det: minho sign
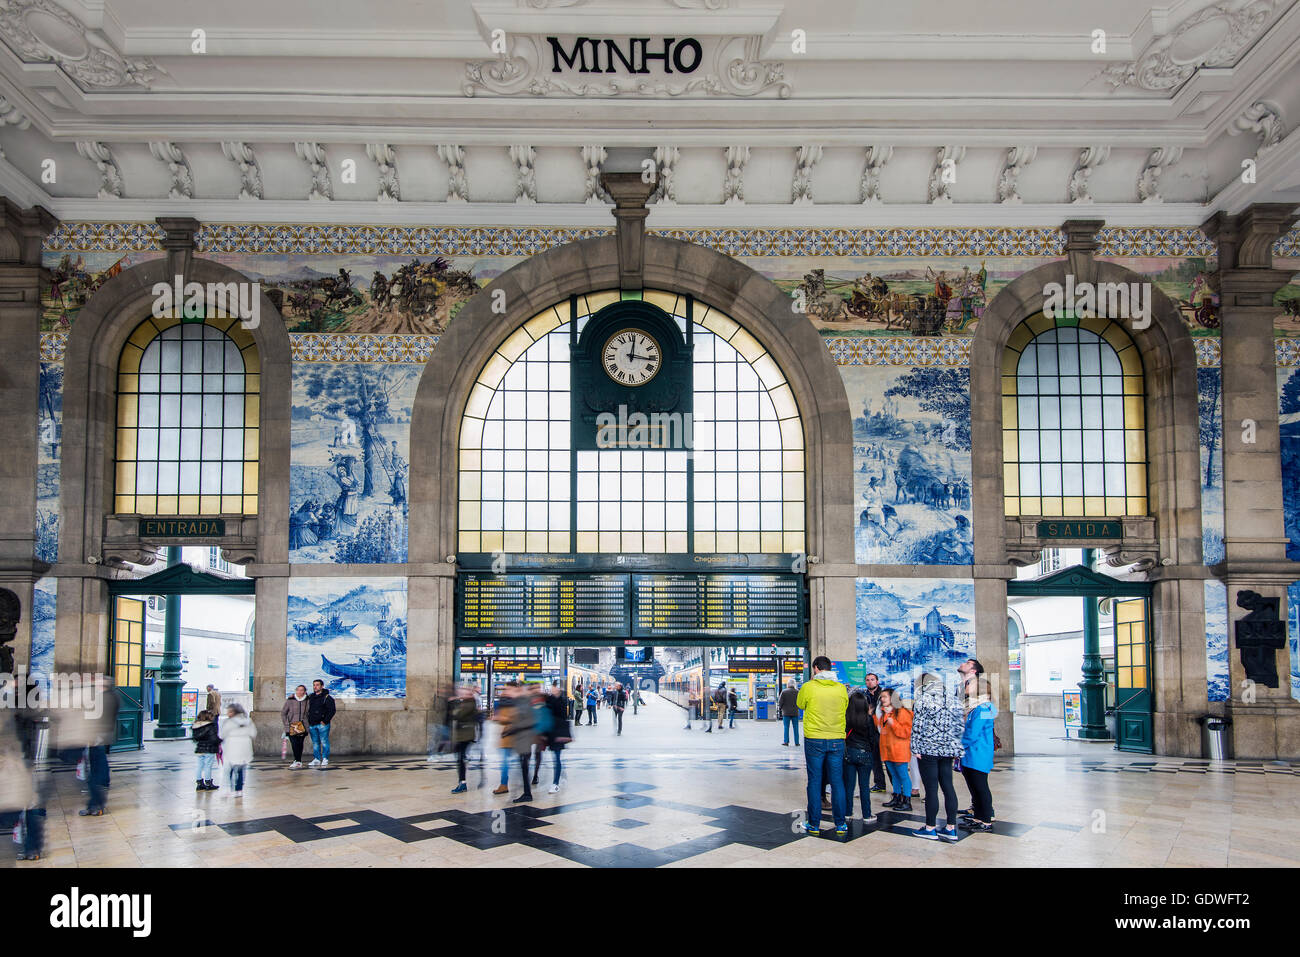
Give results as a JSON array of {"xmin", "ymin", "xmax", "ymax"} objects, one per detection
[{"xmin": 547, "ymin": 37, "xmax": 703, "ymax": 74}]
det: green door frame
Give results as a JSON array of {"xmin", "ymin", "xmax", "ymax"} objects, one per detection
[
  {"xmin": 106, "ymin": 563, "xmax": 255, "ymax": 751},
  {"xmin": 1007, "ymin": 564, "xmax": 1153, "ymax": 753}
]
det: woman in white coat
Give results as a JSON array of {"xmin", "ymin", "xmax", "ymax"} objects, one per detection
[{"xmin": 218, "ymin": 704, "xmax": 257, "ymax": 798}]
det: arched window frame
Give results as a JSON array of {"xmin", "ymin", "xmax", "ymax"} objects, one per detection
[
  {"xmin": 114, "ymin": 313, "xmax": 261, "ymax": 516},
  {"xmin": 1001, "ymin": 311, "xmax": 1147, "ymax": 518},
  {"xmin": 456, "ymin": 289, "xmax": 805, "ymax": 554}
]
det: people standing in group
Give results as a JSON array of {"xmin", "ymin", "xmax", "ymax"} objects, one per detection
[
  {"xmin": 448, "ymin": 684, "xmax": 481, "ymax": 793},
  {"xmin": 281, "ymin": 685, "xmax": 310, "ymax": 769},
  {"xmin": 540, "ymin": 682, "xmax": 572, "ymax": 793},
  {"xmin": 842, "ymin": 690, "xmax": 878, "ymax": 825},
  {"xmin": 876, "ymin": 687, "xmax": 913, "ymax": 811},
  {"xmin": 307, "ymin": 679, "xmax": 336, "ymax": 768},
  {"xmin": 218, "ymin": 703, "xmax": 257, "ymax": 799},
  {"xmin": 585, "ymin": 685, "xmax": 598, "ymax": 725},
  {"xmin": 796, "ymin": 656, "xmax": 849, "ymax": 837},
  {"xmin": 493, "ymin": 682, "xmax": 536, "ymax": 803},
  {"xmin": 959, "ymin": 673, "xmax": 997, "ymax": 832},
  {"xmin": 611, "ymin": 682, "xmax": 628, "ymax": 735},
  {"xmin": 191, "ymin": 709, "xmax": 221, "ymax": 790},
  {"xmin": 778, "ymin": 679, "xmax": 801, "ymax": 746},
  {"xmin": 862, "ymin": 673, "xmax": 888, "ymax": 793},
  {"xmin": 727, "ymin": 687, "xmax": 739, "ymax": 728},
  {"xmin": 909, "ymin": 672, "xmax": 964, "ymax": 842}
]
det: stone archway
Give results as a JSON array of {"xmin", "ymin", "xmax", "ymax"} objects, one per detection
[
  {"xmin": 406, "ymin": 233, "xmax": 856, "ymax": 703},
  {"xmin": 970, "ymin": 255, "xmax": 1208, "ymax": 756},
  {"xmin": 55, "ymin": 257, "xmax": 291, "ymax": 683}
]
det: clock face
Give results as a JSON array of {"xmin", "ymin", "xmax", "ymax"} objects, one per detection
[{"xmin": 601, "ymin": 329, "xmax": 661, "ymax": 386}]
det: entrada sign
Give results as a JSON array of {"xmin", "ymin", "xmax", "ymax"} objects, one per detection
[
  {"xmin": 547, "ymin": 37, "xmax": 703, "ymax": 75},
  {"xmin": 1036, "ymin": 520, "xmax": 1121, "ymax": 539},
  {"xmin": 139, "ymin": 518, "xmax": 226, "ymax": 538}
]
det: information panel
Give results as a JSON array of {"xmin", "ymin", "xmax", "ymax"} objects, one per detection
[
  {"xmin": 458, "ymin": 574, "xmax": 629, "ymax": 638},
  {"xmin": 632, "ymin": 574, "xmax": 803, "ymax": 638}
]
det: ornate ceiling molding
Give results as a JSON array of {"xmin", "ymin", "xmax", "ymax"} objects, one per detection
[
  {"xmin": 221, "ymin": 141, "xmax": 263, "ymax": 201},
  {"xmin": 367, "ymin": 143, "xmax": 401, "ymax": 203},
  {"xmin": 463, "ymin": 35, "xmax": 790, "ymax": 98},
  {"xmin": 997, "ymin": 146, "xmax": 1036, "ymax": 205},
  {"xmin": 74, "ymin": 140, "xmax": 120, "ymax": 198},
  {"xmin": 792, "ymin": 144, "xmax": 821, "ymax": 205},
  {"xmin": 723, "ymin": 144, "xmax": 748, "ymax": 205},
  {"xmin": 1229, "ymin": 99, "xmax": 1287, "ymax": 151},
  {"xmin": 581, "ymin": 144, "xmax": 608, "ymax": 204},
  {"xmin": 652, "ymin": 146, "xmax": 679, "ymax": 205},
  {"xmin": 0, "ymin": 0, "xmax": 165, "ymax": 90},
  {"xmin": 510, "ymin": 144, "xmax": 537, "ymax": 203},
  {"xmin": 928, "ymin": 146, "xmax": 965, "ymax": 204},
  {"xmin": 1138, "ymin": 146, "xmax": 1184, "ymax": 203},
  {"xmin": 1099, "ymin": 0, "xmax": 1275, "ymax": 92},
  {"xmin": 295, "ymin": 142, "xmax": 333, "ymax": 202},
  {"xmin": 860, "ymin": 145, "xmax": 891, "ymax": 205},
  {"xmin": 438, "ymin": 145, "xmax": 468, "ymax": 203},
  {"xmin": 149, "ymin": 141, "xmax": 193, "ymax": 200},
  {"xmin": 1069, "ymin": 146, "xmax": 1110, "ymax": 204}
]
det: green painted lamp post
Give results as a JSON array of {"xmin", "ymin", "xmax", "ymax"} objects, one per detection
[
  {"xmin": 1076, "ymin": 548, "xmax": 1111, "ymax": 740},
  {"xmin": 153, "ymin": 547, "xmax": 186, "ymax": 739}
]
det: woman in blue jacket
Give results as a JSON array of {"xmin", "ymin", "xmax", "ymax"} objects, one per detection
[{"xmin": 959, "ymin": 675, "xmax": 997, "ymax": 832}]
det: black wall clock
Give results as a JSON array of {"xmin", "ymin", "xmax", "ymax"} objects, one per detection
[{"xmin": 571, "ymin": 298, "xmax": 693, "ymax": 452}]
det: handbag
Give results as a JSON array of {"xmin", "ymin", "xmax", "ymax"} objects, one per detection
[{"xmin": 289, "ymin": 720, "xmax": 307, "ymax": 736}]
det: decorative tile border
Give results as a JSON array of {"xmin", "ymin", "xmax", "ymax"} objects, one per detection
[
  {"xmin": 42, "ymin": 221, "xmax": 1293, "ymax": 258},
  {"xmin": 1196, "ymin": 337, "xmax": 1221, "ymax": 368},
  {"xmin": 1276, "ymin": 338, "xmax": 1300, "ymax": 367},
  {"xmin": 290, "ymin": 333, "xmax": 438, "ymax": 363},
  {"xmin": 40, "ymin": 331, "xmax": 67, "ymax": 362},
  {"xmin": 824, "ymin": 335, "xmax": 971, "ymax": 366}
]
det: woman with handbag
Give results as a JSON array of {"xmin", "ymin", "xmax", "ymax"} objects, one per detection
[
  {"xmin": 281, "ymin": 685, "xmax": 310, "ymax": 769},
  {"xmin": 908, "ymin": 672, "xmax": 964, "ymax": 843}
]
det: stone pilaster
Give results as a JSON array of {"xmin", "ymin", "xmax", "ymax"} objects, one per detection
[
  {"xmin": 0, "ymin": 200, "xmax": 58, "ymax": 674},
  {"xmin": 1202, "ymin": 203, "xmax": 1300, "ymax": 759},
  {"xmin": 155, "ymin": 216, "xmax": 201, "ymax": 286},
  {"xmin": 600, "ymin": 172, "xmax": 655, "ymax": 291}
]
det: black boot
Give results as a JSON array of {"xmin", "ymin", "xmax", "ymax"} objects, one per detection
[
  {"xmin": 204, "ymin": 780, "xmax": 218, "ymax": 790},
  {"xmin": 897, "ymin": 799, "xmax": 913, "ymax": 812},
  {"xmin": 882, "ymin": 795, "xmax": 900, "ymax": 809},
  {"xmin": 196, "ymin": 781, "xmax": 205, "ymax": 791}
]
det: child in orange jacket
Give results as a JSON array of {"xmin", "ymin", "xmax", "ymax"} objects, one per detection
[{"xmin": 875, "ymin": 688, "xmax": 914, "ymax": 811}]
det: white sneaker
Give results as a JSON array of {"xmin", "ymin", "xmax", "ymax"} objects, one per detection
[
  {"xmin": 320, "ymin": 759, "xmax": 329, "ymax": 768},
  {"xmin": 548, "ymin": 784, "xmax": 560, "ymax": 793},
  {"xmin": 289, "ymin": 761, "xmax": 303, "ymax": 769},
  {"xmin": 308, "ymin": 758, "xmax": 320, "ymax": 767}
]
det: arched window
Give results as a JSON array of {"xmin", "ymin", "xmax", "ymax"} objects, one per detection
[
  {"xmin": 1002, "ymin": 313, "xmax": 1146, "ymax": 517},
  {"xmin": 457, "ymin": 289, "xmax": 805, "ymax": 554},
  {"xmin": 115, "ymin": 315, "xmax": 260, "ymax": 515}
]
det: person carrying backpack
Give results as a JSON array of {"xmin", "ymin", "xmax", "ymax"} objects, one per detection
[
  {"xmin": 909, "ymin": 673, "xmax": 964, "ymax": 842},
  {"xmin": 707, "ymin": 683, "xmax": 727, "ymax": 733}
]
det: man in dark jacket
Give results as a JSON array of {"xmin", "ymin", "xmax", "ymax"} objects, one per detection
[
  {"xmin": 778, "ymin": 680, "xmax": 801, "ymax": 746},
  {"xmin": 863, "ymin": 673, "xmax": 886, "ymax": 791},
  {"xmin": 307, "ymin": 679, "xmax": 336, "ymax": 768},
  {"xmin": 727, "ymin": 688, "xmax": 739, "ymax": 728},
  {"xmin": 611, "ymin": 683, "xmax": 628, "ymax": 735}
]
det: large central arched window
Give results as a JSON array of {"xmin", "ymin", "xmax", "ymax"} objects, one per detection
[
  {"xmin": 457, "ymin": 290, "xmax": 805, "ymax": 554},
  {"xmin": 1002, "ymin": 312, "xmax": 1146, "ymax": 518},
  {"xmin": 115, "ymin": 314, "xmax": 260, "ymax": 515}
]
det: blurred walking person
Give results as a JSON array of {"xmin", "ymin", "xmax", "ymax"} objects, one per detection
[
  {"xmin": 219, "ymin": 703, "xmax": 257, "ymax": 799},
  {"xmin": 541, "ymin": 682, "xmax": 572, "ymax": 793},
  {"xmin": 52, "ymin": 674, "xmax": 117, "ymax": 817},
  {"xmin": 448, "ymin": 683, "xmax": 481, "ymax": 793}
]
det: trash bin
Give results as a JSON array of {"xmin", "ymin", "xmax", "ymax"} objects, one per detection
[
  {"xmin": 756, "ymin": 700, "xmax": 769, "ymax": 721},
  {"xmin": 1198, "ymin": 715, "xmax": 1231, "ymax": 760}
]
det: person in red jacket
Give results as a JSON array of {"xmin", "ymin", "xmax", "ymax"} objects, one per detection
[{"xmin": 875, "ymin": 687, "xmax": 914, "ymax": 812}]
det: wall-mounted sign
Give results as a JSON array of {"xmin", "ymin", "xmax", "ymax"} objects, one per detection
[
  {"xmin": 1036, "ymin": 520, "xmax": 1121, "ymax": 540},
  {"xmin": 727, "ymin": 658, "xmax": 776, "ymax": 674},
  {"xmin": 493, "ymin": 657, "xmax": 544, "ymax": 673},
  {"xmin": 781, "ymin": 657, "xmax": 804, "ymax": 675},
  {"xmin": 547, "ymin": 37, "xmax": 703, "ymax": 76},
  {"xmin": 458, "ymin": 657, "xmax": 488, "ymax": 673},
  {"xmin": 139, "ymin": 518, "xmax": 226, "ymax": 538},
  {"xmin": 1008, "ymin": 650, "xmax": 1021, "ymax": 671}
]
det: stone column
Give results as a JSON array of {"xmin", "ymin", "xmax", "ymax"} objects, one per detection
[
  {"xmin": 0, "ymin": 200, "xmax": 58, "ymax": 674},
  {"xmin": 1202, "ymin": 203, "xmax": 1300, "ymax": 759},
  {"xmin": 600, "ymin": 172, "xmax": 656, "ymax": 291}
]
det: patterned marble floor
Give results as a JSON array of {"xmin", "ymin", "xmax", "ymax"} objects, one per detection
[{"xmin": 12, "ymin": 696, "xmax": 1300, "ymax": 869}]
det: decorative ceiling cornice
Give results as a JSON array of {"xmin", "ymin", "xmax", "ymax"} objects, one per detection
[
  {"xmin": 0, "ymin": 0, "xmax": 164, "ymax": 90},
  {"xmin": 1099, "ymin": 0, "xmax": 1276, "ymax": 92}
]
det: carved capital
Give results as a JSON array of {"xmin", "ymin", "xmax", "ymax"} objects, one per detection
[
  {"xmin": 0, "ymin": 199, "xmax": 58, "ymax": 267},
  {"xmin": 1061, "ymin": 218, "xmax": 1105, "ymax": 283},
  {"xmin": 600, "ymin": 171, "xmax": 656, "ymax": 290},
  {"xmin": 1201, "ymin": 203, "xmax": 1299, "ymax": 306},
  {"xmin": 156, "ymin": 216, "xmax": 201, "ymax": 285}
]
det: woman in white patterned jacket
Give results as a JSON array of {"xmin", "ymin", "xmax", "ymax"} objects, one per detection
[{"xmin": 908, "ymin": 672, "xmax": 965, "ymax": 843}]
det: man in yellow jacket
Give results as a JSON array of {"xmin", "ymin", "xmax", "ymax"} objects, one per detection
[{"xmin": 796, "ymin": 656, "xmax": 849, "ymax": 836}]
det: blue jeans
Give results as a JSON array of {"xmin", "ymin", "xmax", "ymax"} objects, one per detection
[
  {"xmin": 843, "ymin": 746, "xmax": 874, "ymax": 818},
  {"xmin": 196, "ymin": 753, "xmax": 217, "ymax": 780},
  {"xmin": 86, "ymin": 745, "xmax": 110, "ymax": 811},
  {"xmin": 309, "ymin": 723, "xmax": 331, "ymax": 761},
  {"xmin": 886, "ymin": 760, "xmax": 911, "ymax": 798},
  {"xmin": 804, "ymin": 738, "xmax": 846, "ymax": 830},
  {"xmin": 782, "ymin": 715, "xmax": 800, "ymax": 745},
  {"xmin": 228, "ymin": 763, "xmax": 247, "ymax": 792}
]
